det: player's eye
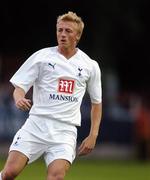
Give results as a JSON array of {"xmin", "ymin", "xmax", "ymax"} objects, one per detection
[
  {"xmin": 66, "ymin": 29, "xmax": 72, "ymax": 33},
  {"xmin": 57, "ymin": 28, "xmax": 63, "ymax": 32}
]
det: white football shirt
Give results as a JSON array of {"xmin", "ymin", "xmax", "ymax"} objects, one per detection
[{"xmin": 10, "ymin": 46, "xmax": 102, "ymax": 126}]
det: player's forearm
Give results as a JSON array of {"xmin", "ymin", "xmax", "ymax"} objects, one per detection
[
  {"xmin": 89, "ymin": 103, "xmax": 102, "ymax": 138},
  {"xmin": 13, "ymin": 87, "xmax": 32, "ymax": 111},
  {"xmin": 13, "ymin": 86, "xmax": 26, "ymax": 103}
]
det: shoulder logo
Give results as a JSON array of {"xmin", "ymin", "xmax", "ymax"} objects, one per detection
[{"xmin": 48, "ymin": 62, "xmax": 56, "ymax": 69}]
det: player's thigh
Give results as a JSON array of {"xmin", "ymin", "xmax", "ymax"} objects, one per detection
[
  {"xmin": 3, "ymin": 150, "xmax": 28, "ymax": 175},
  {"xmin": 47, "ymin": 159, "xmax": 70, "ymax": 178},
  {"xmin": 9, "ymin": 128, "xmax": 46, "ymax": 164}
]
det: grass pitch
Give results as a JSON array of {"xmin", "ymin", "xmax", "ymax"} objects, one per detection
[{"xmin": 0, "ymin": 157, "xmax": 150, "ymax": 180}]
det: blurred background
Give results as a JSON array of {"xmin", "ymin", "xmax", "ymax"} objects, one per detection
[{"xmin": 0, "ymin": 0, "xmax": 150, "ymax": 166}]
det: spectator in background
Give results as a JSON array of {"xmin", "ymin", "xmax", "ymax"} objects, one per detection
[{"xmin": 134, "ymin": 95, "xmax": 150, "ymax": 161}]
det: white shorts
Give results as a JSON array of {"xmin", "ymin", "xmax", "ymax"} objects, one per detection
[{"xmin": 9, "ymin": 115, "xmax": 77, "ymax": 166}]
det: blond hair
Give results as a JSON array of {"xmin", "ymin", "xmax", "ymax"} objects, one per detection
[{"xmin": 57, "ymin": 11, "xmax": 84, "ymax": 41}]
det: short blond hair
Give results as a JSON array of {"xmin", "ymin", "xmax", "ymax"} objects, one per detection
[{"xmin": 57, "ymin": 11, "xmax": 84, "ymax": 41}]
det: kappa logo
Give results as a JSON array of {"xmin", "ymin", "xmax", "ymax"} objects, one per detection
[
  {"xmin": 58, "ymin": 79, "xmax": 75, "ymax": 94},
  {"xmin": 48, "ymin": 62, "xmax": 56, "ymax": 69}
]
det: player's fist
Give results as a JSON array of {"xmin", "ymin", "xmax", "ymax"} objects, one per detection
[{"xmin": 15, "ymin": 98, "xmax": 32, "ymax": 111}]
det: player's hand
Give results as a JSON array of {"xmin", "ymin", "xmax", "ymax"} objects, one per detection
[
  {"xmin": 78, "ymin": 135, "xmax": 97, "ymax": 156},
  {"xmin": 15, "ymin": 98, "xmax": 32, "ymax": 111}
]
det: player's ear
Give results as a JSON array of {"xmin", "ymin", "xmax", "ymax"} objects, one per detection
[{"xmin": 76, "ymin": 33, "xmax": 81, "ymax": 44}]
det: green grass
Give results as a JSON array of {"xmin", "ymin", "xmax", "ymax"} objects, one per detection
[{"xmin": 0, "ymin": 157, "xmax": 150, "ymax": 180}]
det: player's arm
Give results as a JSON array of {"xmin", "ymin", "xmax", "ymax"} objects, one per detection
[
  {"xmin": 78, "ymin": 102, "xmax": 102, "ymax": 156},
  {"xmin": 13, "ymin": 86, "xmax": 32, "ymax": 111},
  {"xmin": 89, "ymin": 102, "xmax": 102, "ymax": 138}
]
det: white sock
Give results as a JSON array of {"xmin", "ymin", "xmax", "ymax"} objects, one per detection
[{"xmin": 0, "ymin": 172, "xmax": 2, "ymax": 180}]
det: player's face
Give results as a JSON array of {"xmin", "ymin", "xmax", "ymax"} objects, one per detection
[{"xmin": 57, "ymin": 20, "xmax": 80, "ymax": 49}]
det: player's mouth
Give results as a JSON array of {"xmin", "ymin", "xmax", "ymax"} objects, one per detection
[
  {"xmin": 59, "ymin": 39, "xmax": 68, "ymax": 45},
  {"xmin": 60, "ymin": 39, "xmax": 67, "ymax": 42}
]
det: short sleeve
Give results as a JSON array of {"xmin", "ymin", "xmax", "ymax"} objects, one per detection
[
  {"xmin": 10, "ymin": 51, "xmax": 40, "ymax": 93},
  {"xmin": 87, "ymin": 61, "xmax": 102, "ymax": 104}
]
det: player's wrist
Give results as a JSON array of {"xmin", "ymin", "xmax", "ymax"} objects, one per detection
[{"xmin": 89, "ymin": 133, "xmax": 98, "ymax": 139}]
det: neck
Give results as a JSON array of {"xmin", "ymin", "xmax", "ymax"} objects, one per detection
[{"xmin": 58, "ymin": 46, "xmax": 77, "ymax": 59}]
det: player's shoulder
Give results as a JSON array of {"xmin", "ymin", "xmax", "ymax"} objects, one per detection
[
  {"xmin": 78, "ymin": 48, "xmax": 99, "ymax": 66},
  {"xmin": 34, "ymin": 46, "xmax": 57, "ymax": 56},
  {"xmin": 29, "ymin": 46, "xmax": 57, "ymax": 62}
]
